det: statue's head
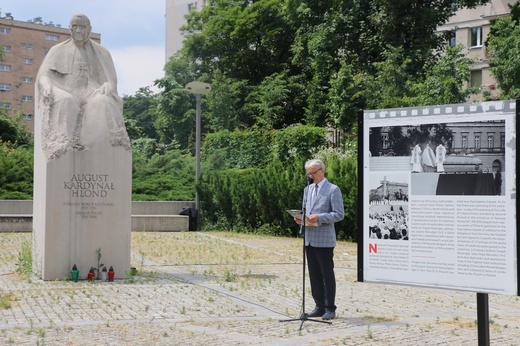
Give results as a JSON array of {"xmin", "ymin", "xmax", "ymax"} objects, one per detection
[{"xmin": 69, "ymin": 14, "xmax": 92, "ymax": 45}]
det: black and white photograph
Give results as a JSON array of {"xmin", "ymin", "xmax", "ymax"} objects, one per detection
[
  {"xmin": 368, "ymin": 173, "xmax": 409, "ymax": 240},
  {"xmin": 368, "ymin": 120, "xmax": 505, "ymax": 196}
]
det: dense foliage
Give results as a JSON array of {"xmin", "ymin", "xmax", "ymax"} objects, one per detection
[
  {"xmin": 0, "ymin": 109, "xmax": 33, "ymax": 199},
  {"xmin": 0, "ymin": 140, "xmax": 33, "ymax": 200},
  {"xmin": 0, "ymin": 109, "xmax": 31, "ymax": 146},
  {"xmin": 199, "ymin": 148, "xmax": 359, "ymax": 240},
  {"xmin": 158, "ymin": 0, "xmax": 483, "ymax": 135},
  {"xmin": 9, "ymin": 0, "xmax": 520, "ymax": 241},
  {"xmin": 487, "ymin": 1, "xmax": 520, "ymax": 99}
]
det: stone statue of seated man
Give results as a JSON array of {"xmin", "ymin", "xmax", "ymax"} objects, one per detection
[{"xmin": 36, "ymin": 13, "xmax": 130, "ymax": 160}]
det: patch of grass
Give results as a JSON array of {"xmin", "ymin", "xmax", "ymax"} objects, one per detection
[
  {"xmin": 363, "ymin": 315, "xmax": 398, "ymax": 322},
  {"xmin": 0, "ymin": 292, "xmax": 15, "ymax": 309}
]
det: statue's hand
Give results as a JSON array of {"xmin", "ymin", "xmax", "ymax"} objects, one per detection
[
  {"xmin": 41, "ymin": 84, "xmax": 54, "ymax": 103},
  {"xmin": 100, "ymin": 82, "xmax": 113, "ymax": 96}
]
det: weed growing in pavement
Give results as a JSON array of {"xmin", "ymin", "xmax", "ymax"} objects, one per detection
[
  {"xmin": 15, "ymin": 239, "xmax": 32, "ymax": 276},
  {"xmin": 223, "ymin": 269, "xmax": 238, "ymax": 282},
  {"xmin": 366, "ymin": 325, "xmax": 373, "ymax": 339},
  {"xmin": 139, "ymin": 250, "xmax": 146, "ymax": 272},
  {"xmin": 26, "ymin": 319, "xmax": 34, "ymax": 335},
  {"xmin": 420, "ymin": 324, "xmax": 432, "ymax": 332},
  {"xmin": 95, "ymin": 248, "xmax": 104, "ymax": 280}
]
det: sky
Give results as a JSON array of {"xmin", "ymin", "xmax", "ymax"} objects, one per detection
[{"xmin": 1, "ymin": 0, "xmax": 167, "ymax": 96}]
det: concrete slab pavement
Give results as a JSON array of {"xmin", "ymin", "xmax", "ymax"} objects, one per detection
[{"xmin": 1, "ymin": 231, "xmax": 520, "ymax": 345}]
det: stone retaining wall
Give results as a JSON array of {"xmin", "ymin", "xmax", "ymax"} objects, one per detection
[{"xmin": 0, "ymin": 200, "xmax": 196, "ymax": 232}]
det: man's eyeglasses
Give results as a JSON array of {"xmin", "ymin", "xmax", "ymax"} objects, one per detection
[{"xmin": 307, "ymin": 168, "xmax": 322, "ymax": 176}]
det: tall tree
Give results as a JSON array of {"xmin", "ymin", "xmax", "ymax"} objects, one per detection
[
  {"xmin": 123, "ymin": 87, "xmax": 159, "ymax": 140},
  {"xmin": 487, "ymin": 1, "xmax": 520, "ymax": 99},
  {"xmin": 156, "ymin": 0, "xmax": 485, "ymax": 152},
  {"xmin": 154, "ymin": 57, "xmax": 198, "ymax": 149}
]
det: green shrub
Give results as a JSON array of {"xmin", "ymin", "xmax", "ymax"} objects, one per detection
[
  {"xmin": 199, "ymin": 151, "xmax": 358, "ymax": 241},
  {"xmin": 203, "ymin": 127, "xmax": 273, "ymax": 169}
]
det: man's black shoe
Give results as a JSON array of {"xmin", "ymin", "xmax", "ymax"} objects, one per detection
[
  {"xmin": 322, "ymin": 310, "xmax": 335, "ymax": 320},
  {"xmin": 306, "ymin": 307, "xmax": 325, "ymax": 318}
]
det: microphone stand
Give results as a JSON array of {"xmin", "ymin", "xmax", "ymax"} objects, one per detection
[{"xmin": 280, "ymin": 176, "xmax": 332, "ymax": 329}]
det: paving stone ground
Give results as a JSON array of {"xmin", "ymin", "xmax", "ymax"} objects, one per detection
[{"xmin": 1, "ymin": 231, "xmax": 520, "ymax": 345}]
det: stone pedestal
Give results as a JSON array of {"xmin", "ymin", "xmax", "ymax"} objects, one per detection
[
  {"xmin": 33, "ymin": 140, "xmax": 131, "ymax": 280},
  {"xmin": 33, "ymin": 145, "xmax": 131, "ymax": 280}
]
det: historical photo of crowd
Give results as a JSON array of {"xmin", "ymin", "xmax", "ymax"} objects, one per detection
[
  {"xmin": 368, "ymin": 121, "xmax": 505, "ymax": 196},
  {"xmin": 368, "ymin": 173, "xmax": 409, "ymax": 240}
]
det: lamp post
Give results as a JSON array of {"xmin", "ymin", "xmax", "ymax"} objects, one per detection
[{"xmin": 185, "ymin": 81, "xmax": 211, "ymax": 211}]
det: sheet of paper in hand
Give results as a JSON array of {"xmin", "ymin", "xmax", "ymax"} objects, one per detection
[{"xmin": 286, "ymin": 209, "xmax": 318, "ymax": 227}]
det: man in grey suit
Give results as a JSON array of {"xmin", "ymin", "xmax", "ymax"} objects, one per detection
[{"xmin": 295, "ymin": 159, "xmax": 344, "ymax": 320}]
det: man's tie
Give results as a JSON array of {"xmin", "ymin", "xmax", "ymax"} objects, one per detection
[{"xmin": 313, "ymin": 184, "xmax": 318, "ymax": 204}]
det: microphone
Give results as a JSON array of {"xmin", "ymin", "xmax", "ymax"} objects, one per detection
[{"xmin": 307, "ymin": 176, "xmax": 314, "ymax": 185}]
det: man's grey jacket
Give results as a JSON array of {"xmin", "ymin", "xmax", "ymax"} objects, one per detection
[{"xmin": 304, "ymin": 179, "xmax": 345, "ymax": 248}]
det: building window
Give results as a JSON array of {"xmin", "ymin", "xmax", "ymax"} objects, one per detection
[
  {"xmin": 0, "ymin": 102, "xmax": 11, "ymax": 109},
  {"xmin": 21, "ymin": 77, "xmax": 33, "ymax": 83},
  {"xmin": 461, "ymin": 134, "xmax": 468, "ymax": 149},
  {"xmin": 0, "ymin": 64, "xmax": 11, "ymax": 72},
  {"xmin": 27, "ymin": 44, "xmax": 32, "ymax": 50},
  {"xmin": 470, "ymin": 70, "xmax": 482, "ymax": 88},
  {"xmin": 474, "ymin": 135, "xmax": 480, "ymax": 149},
  {"xmin": 3, "ymin": 45, "xmax": 11, "ymax": 52},
  {"xmin": 21, "ymin": 96, "xmax": 33, "ymax": 102},
  {"xmin": 45, "ymin": 34, "xmax": 59, "ymax": 41},
  {"xmin": 21, "ymin": 43, "xmax": 26, "ymax": 49},
  {"xmin": 500, "ymin": 133, "xmax": 505, "ymax": 149},
  {"xmin": 0, "ymin": 27, "xmax": 11, "ymax": 34},
  {"xmin": 22, "ymin": 58, "xmax": 33, "ymax": 65},
  {"xmin": 470, "ymin": 27, "xmax": 483, "ymax": 48},
  {"xmin": 487, "ymin": 134, "xmax": 494, "ymax": 148},
  {"xmin": 188, "ymin": 2, "xmax": 197, "ymax": 11},
  {"xmin": 448, "ymin": 31, "xmax": 456, "ymax": 47},
  {"xmin": 0, "ymin": 83, "xmax": 12, "ymax": 91},
  {"xmin": 21, "ymin": 114, "xmax": 32, "ymax": 120}
]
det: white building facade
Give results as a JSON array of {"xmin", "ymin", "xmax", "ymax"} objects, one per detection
[{"xmin": 165, "ymin": 0, "xmax": 206, "ymax": 61}]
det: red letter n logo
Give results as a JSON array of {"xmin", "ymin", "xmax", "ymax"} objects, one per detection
[{"xmin": 369, "ymin": 243, "xmax": 378, "ymax": 253}]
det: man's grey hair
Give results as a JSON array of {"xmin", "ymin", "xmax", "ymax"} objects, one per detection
[{"xmin": 305, "ymin": 159, "xmax": 325, "ymax": 171}]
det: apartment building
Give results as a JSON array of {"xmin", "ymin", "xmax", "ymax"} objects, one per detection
[
  {"xmin": 165, "ymin": 0, "xmax": 206, "ymax": 61},
  {"xmin": 0, "ymin": 13, "xmax": 100, "ymax": 133},
  {"xmin": 438, "ymin": 0, "xmax": 515, "ymax": 100}
]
